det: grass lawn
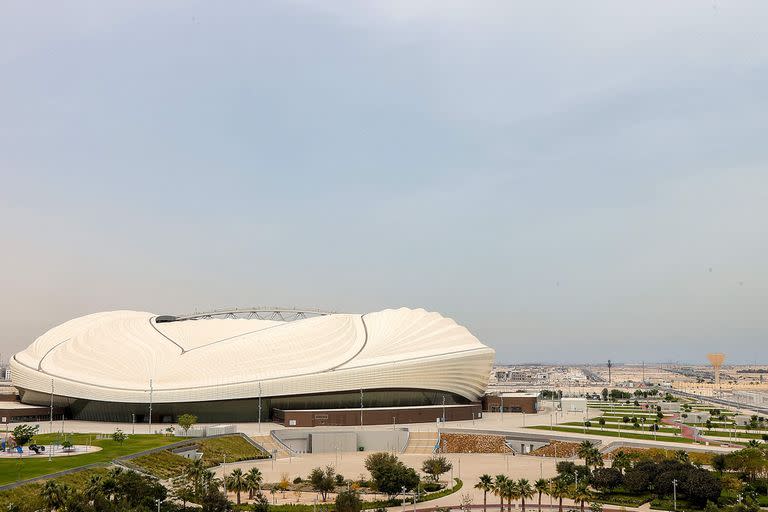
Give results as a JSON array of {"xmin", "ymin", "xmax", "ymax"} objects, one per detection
[
  {"xmin": 127, "ymin": 435, "xmax": 268, "ymax": 479},
  {"xmin": 562, "ymin": 422, "xmax": 680, "ymax": 434},
  {"xmin": 595, "ymin": 491, "xmax": 653, "ymax": 507},
  {"xmin": 526, "ymin": 425, "xmax": 697, "ymax": 443},
  {"xmin": 0, "ymin": 434, "xmax": 181, "ymax": 486},
  {"xmin": 0, "ymin": 467, "xmax": 107, "ymax": 509}
]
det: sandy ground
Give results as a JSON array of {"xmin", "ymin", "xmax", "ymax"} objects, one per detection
[{"xmin": 214, "ymin": 452, "xmax": 562, "ymax": 510}]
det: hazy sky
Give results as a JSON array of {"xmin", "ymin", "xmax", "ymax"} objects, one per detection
[{"xmin": 1, "ymin": 1, "xmax": 766, "ymax": 365}]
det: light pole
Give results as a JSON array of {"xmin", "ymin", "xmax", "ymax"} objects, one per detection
[
  {"xmin": 149, "ymin": 379, "xmax": 153, "ymax": 434},
  {"xmin": 672, "ymin": 479, "xmax": 678, "ymax": 511},
  {"xmin": 132, "ymin": 413, "xmax": 135, "ymax": 435},
  {"xmin": 442, "ymin": 395, "xmax": 446, "ymax": 423},
  {"xmin": 401, "ymin": 486, "xmax": 406, "ymax": 512},
  {"xmin": 360, "ymin": 388, "xmax": 364, "ymax": 428},
  {"xmin": 258, "ymin": 381, "xmax": 262, "ymax": 433},
  {"xmin": 49, "ymin": 379, "xmax": 53, "ymax": 462}
]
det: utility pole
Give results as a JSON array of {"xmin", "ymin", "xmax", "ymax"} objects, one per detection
[
  {"xmin": 149, "ymin": 379, "xmax": 153, "ymax": 434},
  {"xmin": 608, "ymin": 360, "xmax": 612, "ymax": 385}
]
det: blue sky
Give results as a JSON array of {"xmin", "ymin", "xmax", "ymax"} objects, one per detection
[{"xmin": 1, "ymin": 1, "xmax": 766, "ymax": 364}]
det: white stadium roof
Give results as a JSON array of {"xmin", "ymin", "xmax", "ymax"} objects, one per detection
[{"xmin": 11, "ymin": 308, "xmax": 495, "ymax": 404}]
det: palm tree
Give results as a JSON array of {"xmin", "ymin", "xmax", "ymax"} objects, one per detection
[
  {"xmin": 493, "ymin": 475, "xmax": 508, "ymax": 512},
  {"xmin": 186, "ymin": 458, "xmax": 207, "ymax": 497},
  {"xmin": 577, "ymin": 441, "xmax": 596, "ymax": 472},
  {"xmin": 586, "ymin": 448, "xmax": 604, "ymax": 470},
  {"xmin": 534, "ymin": 478, "xmax": 548, "ymax": 512},
  {"xmin": 475, "ymin": 474, "xmax": 494, "ymax": 512},
  {"xmin": 246, "ymin": 467, "xmax": 264, "ymax": 499},
  {"xmin": 570, "ymin": 483, "xmax": 594, "ymax": 512},
  {"xmin": 84, "ymin": 474, "xmax": 103, "ymax": 504},
  {"xmin": 227, "ymin": 468, "xmax": 247, "ymax": 505},
  {"xmin": 610, "ymin": 451, "xmax": 631, "ymax": 475},
  {"xmin": 42, "ymin": 480, "xmax": 63, "ymax": 512},
  {"xmin": 550, "ymin": 478, "xmax": 570, "ymax": 512},
  {"xmin": 501, "ymin": 478, "xmax": 520, "ymax": 512},
  {"xmin": 518, "ymin": 479, "xmax": 534, "ymax": 512}
]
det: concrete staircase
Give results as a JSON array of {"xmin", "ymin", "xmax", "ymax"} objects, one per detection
[
  {"xmin": 404, "ymin": 431, "xmax": 438, "ymax": 454},
  {"xmin": 251, "ymin": 434, "xmax": 292, "ymax": 458}
]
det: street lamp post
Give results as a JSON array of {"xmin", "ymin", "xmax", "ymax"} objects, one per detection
[
  {"xmin": 149, "ymin": 379, "xmax": 153, "ymax": 434},
  {"xmin": 258, "ymin": 381, "xmax": 262, "ymax": 433},
  {"xmin": 49, "ymin": 379, "xmax": 53, "ymax": 462},
  {"xmin": 672, "ymin": 479, "xmax": 678, "ymax": 511}
]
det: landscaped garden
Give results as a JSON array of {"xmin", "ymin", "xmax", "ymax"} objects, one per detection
[
  {"xmin": 474, "ymin": 439, "xmax": 768, "ymax": 512},
  {"xmin": 0, "ymin": 429, "xmax": 182, "ymax": 486}
]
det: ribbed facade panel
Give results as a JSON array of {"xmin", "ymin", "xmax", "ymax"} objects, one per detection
[{"xmin": 11, "ymin": 308, "xmax": 494, "ymax": 409}]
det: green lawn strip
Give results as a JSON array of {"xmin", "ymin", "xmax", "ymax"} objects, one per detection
[
  {"xmin": 233, "ymin": 479, "xmax": 464, "ymax": 512},
  {"xmin": 0, "ymin": 467, "xmax": 108, "ymax": 509},
  {"xmin": 198, "ymin": 436, "xmax": 269, "ymax": 466},
  {"xmin": 561, "ymin": 422, "xmax": 680, "ymax": 434},
  {"xmin": 0, "ymin": 434, "xmax": 182, "ymax": 486},
  {"xmin": 126, "ymin": 449, "xmax": 193, "ymax": 479},
  {"xmin": 526, "ymin": 425, "xmax": 697, "ymax": 443},
  {"xmin": 594, "ymin": 491, "xmax": 653, "ymax": 507},
  {"xmin": 650, "ymin": 497, "xmax": 701, "ymax": 511},
  {"xmin": 127, "ymin": 435, "xmax": 269, "ymax": 479}
]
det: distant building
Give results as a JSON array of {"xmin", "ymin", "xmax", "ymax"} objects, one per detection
[
  {"xmin": 560, "ymin": 397, "xmax": 588, "ymax": 412},
  {"xmin": 482, "ymin": 392, "xmax": 540, "ymax": 413}
]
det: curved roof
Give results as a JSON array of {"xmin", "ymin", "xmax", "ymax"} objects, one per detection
[{"xmin": 11, "ymin": 308, "xmax": 494, "ymax": 404}]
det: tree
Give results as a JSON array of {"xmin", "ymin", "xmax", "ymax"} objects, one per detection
[
  {"xmin": 601, "ymin": 388, "xmax": 608, "ymax": 401},
  {"xmin": 712, "ymin": 454, "xmax": 727, "ymax": 473},
  {"xmin": 336, "ymin": 489, "xmax": 362, "ymax": 512},
  {"xmin": 518, "ymin": 479, "xmax": 534, "ymax": 512},
  {"xmin": 61, "ymin": 440, "xmax": 73, "ymax": 452},
  {"xmin": 252, "ymin": 491, "xmax": 270, "ymax": 512},
  {"xmin": 475, "ymin": 474, "xmax": 494, "ymax": 512},
  {"xmin": 598, "ymin": 418, "xmax": 605, "ymax": 431},
  {"xmin": 611, "ymin": 451, "xmax": 632, "ymax": 474},
  {"xmin": 310, "ymin": 466, "xmax": 336, "ymax": 501},
  {"xmin": 178, "ymin": 414, "xmax": 198, "ymax": 436},
  {"xmin": 550, "ymin": 478, "xmax": 570, "ymax": 512},
  {"xmin": 42, "ymin": 480, "xmax": 65, "ymax": 512},
  {"xmin": 227, "ymin": 467, "xmax": 247, "ymax": 505},
  {"xmin": 684, "ymin": 469, "xmax": 722, "ymax": 507},
  {"xmin": 12, "ymin": 424, "xmax": 39, "ymax": 447},
  {"xmin": 185, "ymin": 457, "xmax": 207, "ymax": 498},
  {"xmin": 591, "ymin": 468, "xmax": 622, "ymax": 491},
  {"xmin": 622, "ymin": 469, "xmax": 651, "ymax": 494},
  {"xmin": 571, "ymin": 483, "xmax": 594, "ymax": 512},
  {"xmin": 246, "ymin": 467, "xmax": 263, "ymax": 499},
  {"xmin": 493, "ymin": 475, "xmax": 509, "ymax": 512},
  {"xmin": 112, "ymin": 428, "xmax": 127, "ymax": 445},
  {"xmin": 364, "ymin": 453, "xmax": 419, "ymax": 498},
  {"xmin": 422, "ymin": 455, "xmax": 452, "ymax": 482},
  {"xmin": 576, "ymin": 441, "xmax": 595, "ymax": 460},
  {"xmin": 534, "ymin": 478, "xmax": 548, "ymax": 512},
  {"xmin": 500, "ymin": 477, "xmax": 519, "ymax": 512}
]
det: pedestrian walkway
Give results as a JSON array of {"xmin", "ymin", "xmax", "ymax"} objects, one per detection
[{"xmin": 404, "ymin": 432, "xmax": 438, "ymax": 454}]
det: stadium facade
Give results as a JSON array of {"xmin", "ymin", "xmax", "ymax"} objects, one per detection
[{"xmin": 11, "ymin": 308, "xmax": 495, "ymax": 424}]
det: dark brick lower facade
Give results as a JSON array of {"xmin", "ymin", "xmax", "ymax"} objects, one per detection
[{"xmin": 274, "ymin": 403, "xmax": 482, "ymax": 427}]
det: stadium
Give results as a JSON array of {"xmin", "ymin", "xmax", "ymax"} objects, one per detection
[{"xmin": 10, "ymin": 307, "xmax": 495, "ymax": 425}]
